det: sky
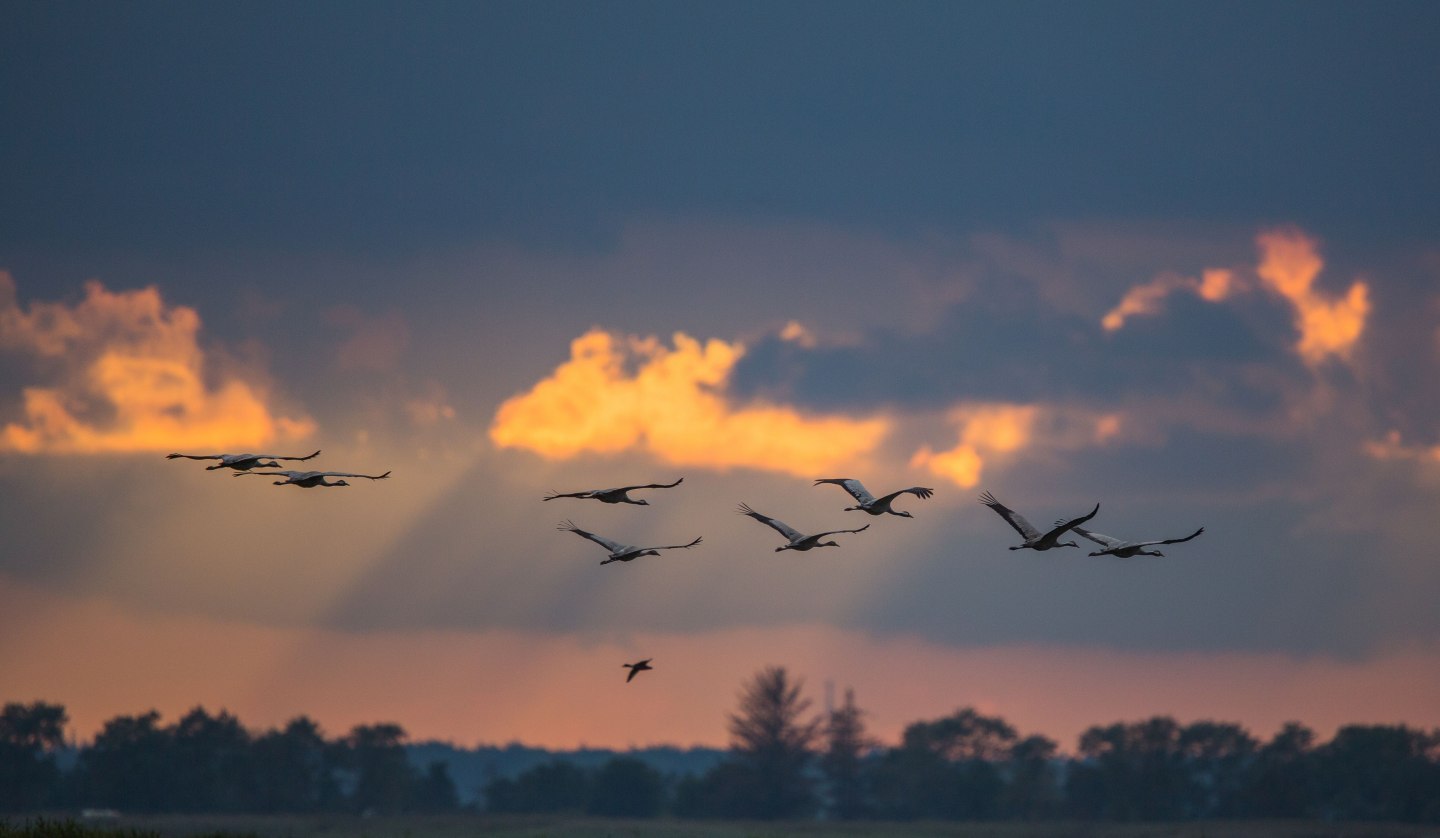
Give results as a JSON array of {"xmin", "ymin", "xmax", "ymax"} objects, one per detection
[{"xmin": 4, "ymin": 1, "xmax": 1440, "ymax": 754}]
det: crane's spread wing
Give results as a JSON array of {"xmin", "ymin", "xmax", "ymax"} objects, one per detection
[
  {"xmin": 645, "ymin": 536, "xmax": 703, "ymax": 552},
  {"xmin": 268, "ymin": 450, "xmax": 321, "ymax": 462},
  {"xmin": 542, "ymin": 490, "xmax": 592, "ymax": 501},
  {"xmin": 235, "ymin": 470, "xmax": 306, "ymax": 479},
  {"xmin": 1064, "ymin": 524, "xmax": 1124, "ymax": 548},
  {"xmin": 166, "ymin": 453, "xmax": 224, "ymax": 460},
  {"xmin": 979, "ymin": 491, "xmax": 1041, "ymax": 540},
  {"xmin": 617, "ymin": 477, "xmax": 684, "ymax": 492},
  {"xmin": 311, "ymin": 471, "xmax": 390, "ymax": 480},
  {"xmin": 1042, "ymin": 503, "xmax": 1101, "ymax": 541},
  {"xmin": 557, "ymin": 521, "xmax": 626, "ymax": 553},
  {"xmin": 737, "ymin": 503, "xmax": 805, "ymax": 542},
  {"xmin": 1136, "ymin": 527, "xmax": 1205, "ymax": 548},
  {"xmin": 813, "ymin": 523, "xmax": 871, "ymax": 538},
  {"xmin": 876, "ymin": 486, "xmax": 935, "ymax": 505},
  {"xmin": 813, "ymin": 478, "xmax": 875, "ymax": 505}
]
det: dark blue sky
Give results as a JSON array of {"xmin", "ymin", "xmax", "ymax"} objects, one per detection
[{"xmin": 5, "ymin": 0, "xmax": 1439, "ymax": 266}]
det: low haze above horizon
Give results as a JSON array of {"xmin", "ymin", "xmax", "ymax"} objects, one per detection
[{"xmin": 4, "ymin": 0, "xmax": 1440, "ymax": 752}]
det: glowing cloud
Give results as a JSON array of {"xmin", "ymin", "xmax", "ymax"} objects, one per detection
[
  {"xmin": 1102, "ymin": 228, "xmax": 1368, "ymax": 366},
  {"xmin": 0, "ymin": 273, "xmax": 314, "ymax": 454},
  {"xmin": 911, "ymin": 404, "xmax": 1121, "ymax": 488},
  {"xmin": 1101, "ymin": 269, "xmax": 1238, "ymax": 332},
  {"xmin": 1363, "ymin": 430, "xmax": 1440, "ymax": 464},
  {"xmin": 1254, "ymin": 228, "xmax": 1369, "ymax": 365},
  {"xmin": 489, "ymin": 329, "xmax": 888, "ymax": 475}
]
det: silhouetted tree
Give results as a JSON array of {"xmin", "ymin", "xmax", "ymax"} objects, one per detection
[
  {"xmin": 586, "ymin": 757, "xmax": 664, "ymax": 817},
  {"xmin": 411, "ymin": 760, "xmax": 459, "ymax": 812},
  {"xmin": 1001, "ymin": 734, "xmax": 1061, "ymax": 820},
  {"xmin": 252, "ymin": 716, "xmax": 339, "ymax": 812},
  {"xmin": 1178, "ymin": 720, "xmax": 1257, "ymax": 818},
  {"xmin": 1242, "ymin": 721, "xmax": 1316, "ymax": 818},
  {"xmin": 347, "ymin": 723, "xmax": 415, "ymax": 814},
  {"xmin": 0, "ymin": 701, "xmax": 68, "ymax": 812},
  {"xmin": 169, "ymin": 707, "xmax": 254, "ymax": 812},
  {"xmin": 1314, "ymin": 724, "xmax": 1438, "ymax": 821},
  {"xmin": 484, "ymin": 759, "xmax": 589, "ymax": 813},
  {"xmin": 721, "ymin": 666, "xmax": 822, "ymax": 819},
  {"xmin": 1071, "ymin": 717, "xmax": 1187, "ymax": 820},
  {"xmin": 871, "ymin": 707, "xmax": 1016, "ymax": 820},
  {"xmin": 80, "ymin": 711, "xmax": 174, "ymax": 811},
  {"xmin": 819, "ymin": 688, "xmax": 874, "ymax": 820}
]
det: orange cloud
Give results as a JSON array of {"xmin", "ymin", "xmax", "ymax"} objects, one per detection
[
  {"xmin": 489, "ymin": 329, "xmax": 888, "ymax": 475},
  {"xmin": 911, "ymin": 404, "xmax": 1121, "ymax": 488},
  {"xmin": 1101, "ymin": 269, "xmax": 1239, "ymax": 332},
  {"xmin": 1102, "ymin": 228, "xmax": 1368, "ymax": 367},
  {"xmin": 0, "ymin": 273, "xmax": 314, "ymax": 454},
  {"xmin": 1363, "ymin": 430, "xmax": 1440, "ymax": 464},
  {"xmin": 1255, "ymin": 228, "xmax": 1369, "ymax": 365}
]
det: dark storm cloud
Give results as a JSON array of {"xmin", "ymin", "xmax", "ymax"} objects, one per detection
[
  {"xmin": 4, "ymin": 0, "xmax": 1440, "ymax": 269},
  {"xmin": 729, "ymin": 269, "xmax": 1292, "ymax": 412}
]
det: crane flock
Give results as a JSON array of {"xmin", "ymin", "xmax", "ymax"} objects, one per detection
[{"xmin": 166, "ymin": 450, "xmax": 1203, "ymax": 683}]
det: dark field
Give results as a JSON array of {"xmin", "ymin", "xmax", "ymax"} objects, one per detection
[{"xmin": 5, "ymin": 817, "xmax": 1439, "ymax": 838}]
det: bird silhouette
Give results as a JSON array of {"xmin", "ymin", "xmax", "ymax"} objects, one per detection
[
  {"xmin": 543, "ymin": 478, "xmax": 683, "ymax": 505},
  {"xmin": 813, "ymin": 478, "xmax": 934, "ymax": 517},
  {"xmin": 557, "ymin": 521, "xmax": 702, "ymax": 564},
  {"xmin": 236, "ymin": 469, "xmax": 390, "ymax": 488},
  {"xmin": 736, "ymin": 503, "xmax": 869, "ymax": 551},
  {"xmin": 979, "ymin": 491, "xmax": 1098, "ymax": 550},
  {"xmin": 166, "ymin": 450, "xmax": 320, "ymax": 471}
]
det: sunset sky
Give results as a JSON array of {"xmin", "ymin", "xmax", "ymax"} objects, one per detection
[{"xmin": 5, "ymin": 1, "xmax": 1440, "ymax": 754}]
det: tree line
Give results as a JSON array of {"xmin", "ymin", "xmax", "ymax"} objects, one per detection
[{"xmin": 5, "ymin": 666, "xmax": 1440, "ymax": 822}]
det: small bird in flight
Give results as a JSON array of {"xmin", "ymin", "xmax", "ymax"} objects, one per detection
[
  {"xmin": 543, "ymin": 478, "xmax": 684, "ymax": 505},
  {"xmin": 557, "ymin": 520, "xmax": 702, "ymax": 564},
  {"xmin": 165, "ymin": 450, "xmax": 320, "ymax": 471},
  {"xmin": 979, "ymin": 491, "xmax": 1099, "ymax": 551},
  {"xmin": 736, "ymin": 503, "xmax": 870, "ymax": 551},
  {"xmin": 623, "ymin": 659, "xmax": 653, "ymax": 682},
  {"xmin": 1066, "ymin": 524, "xmax": 1205, "ymax": 558},
  {"xmin": 813, "ymin": 478, "xmax": 934, "ymax": 517},
  {"xmin": 236, "ymin": 469, "xmax": 391, "ymax": 488}
]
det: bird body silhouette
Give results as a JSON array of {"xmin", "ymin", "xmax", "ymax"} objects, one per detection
[
  {"xmin": 980, "ymin": 491, "xmax": 1098, "ymax": 550},
  {"xmin": 166, "ymin": 450, "xmax": 320, "ymax": 471},
  {"xmin": 544, "ymin": 478, "xmax": 683, "ymax": 505},
  {"xmin": 736, "ymin": 503, "xmax": 869, "ymax": 551},
  {"xmin": 813, "ymin": 478, "xmax": 934, "ymax": 517},
  {"xmin": 1068, "ymin": 524, "xmax": 1204, "ymax": 557},
  {"xmin": 557, "ymin": 521, "xmax": 702, "ymax": 564},
  {"xmin": 237, "ymin": 469, "xmax": 390, "ymax": 488},
  {"xmin": 623, "ymin": 659, "xmax": 653, "ymax": 682}
]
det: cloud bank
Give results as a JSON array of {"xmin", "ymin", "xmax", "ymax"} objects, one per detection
[
  {"xmin": 0, "ymin": 273, "xmax": 314, "ymax": 454},
  {"xmin": 489, "ymin": 328, "xmax": 888, "ymax": 476}
]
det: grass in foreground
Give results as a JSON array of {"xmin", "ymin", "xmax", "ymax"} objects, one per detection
[{"xmin": 4, "ymin": 816, "xmax": 1437, "ymax": 838}]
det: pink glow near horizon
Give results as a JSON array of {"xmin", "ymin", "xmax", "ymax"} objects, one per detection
[{"xmin": 5, "ymin": 579, "xmax": 1438, "ymax": 752}]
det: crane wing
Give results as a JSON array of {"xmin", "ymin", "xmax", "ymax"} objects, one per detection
[
  {"xmin": 979, "ymin": 491, "xmax": 1041, "ymax": 541},
  {"xmin": 813, "ymin": 523, "xmax": 871, "ymax": 538},
  {"xmin": 1042, "ymin": 503, "xmax": 1101, "ymax": 542},
  {"xmin": 312, "ymin": 471, "xmax": 390, "ymax": 480},
  {"xmin": 737, "ymin": 503, "xmax": 805, "ymax": 542},
  {"xmin": 235, "ymin": 470, "xmax": 305, "ymax": 479},
  {"xmin": 267, "ymin": 450, "xmax": 321, "ymax": 462},
  {"xmin": 617, "ymin": 477, "xmax": 684, "ymax": 492},
  {"xmin": 542, "ymin": 490, "xmax": 592, "ymax": 501},
  {"xmin": 876, "ymin": 486, "xmax": 935, "ymax": 506},
  {"xmin": 1136, "ymin": 527, "xmax": 1205, "ymax": 548},
  {"xmin": 1065, "ymin": 524, "xmax": 1125, "ymax": 548},
  {"xmin": 557, "ymin": 521, "xmax": 626, "ymax": 553},
  {"xmin": 813, "ymin": 478, "xmax": 875, "ymax": 505},
  {"xmin": 646, "ymin": 535, "xmax": 703, "ymax": 552}
]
